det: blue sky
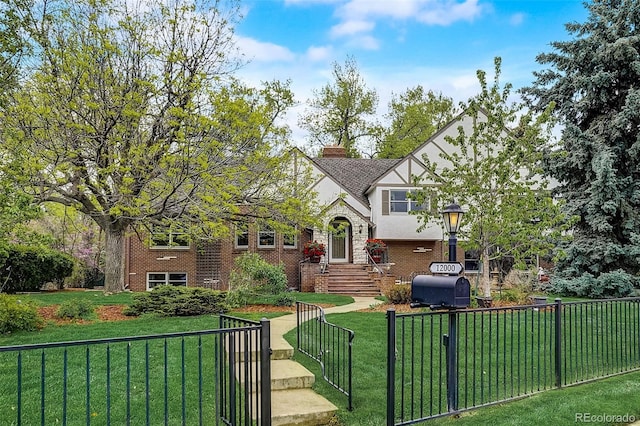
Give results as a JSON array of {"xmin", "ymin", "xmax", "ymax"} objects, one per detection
[{"xmin": 233, "ymin": 0, "xmax": 589, "ymax": 141}]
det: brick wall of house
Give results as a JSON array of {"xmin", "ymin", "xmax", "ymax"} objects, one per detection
[
  {"xmin": 384, "ymin": 240, "xmax": 462, "ymax": 281},
  {"xmin": 126, "ymin": 229, "xmax": 311, "ymax": 292},
  {"xmin": 125, "ymin": 236, "xmax": 198, "ymax": 292}
]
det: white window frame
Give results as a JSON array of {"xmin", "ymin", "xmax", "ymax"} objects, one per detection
[
  {"xmin": 146, "ymin": 272, "xmax": 188, "ymax": 290},
  {"xmin": 258, "ymin": 226, "xmax": 276, "ymax": 248},
  {"xmin": 235, "ymin": 228, "xmax": 249, "ymax": 249},
  {"xmin": 389, "ymin": 189, "xmax": 425, "ymax": 214},
  {"xmin": 283, "ymin": 232, "xmax": 297, "ymax": 249},
  {"xmin": 151, "ymin": 230, "xmax": 190, "ymax": 249}
]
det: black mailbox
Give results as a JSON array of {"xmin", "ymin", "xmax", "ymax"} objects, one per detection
[{"xmin": 411, "ymin": 275, "xmax": 471, "ymax": 309}]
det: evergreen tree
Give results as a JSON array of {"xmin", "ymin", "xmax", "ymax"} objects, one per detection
[{"xmin": 522, "ymin": 0, "xmax": 640, "ymax": 281}]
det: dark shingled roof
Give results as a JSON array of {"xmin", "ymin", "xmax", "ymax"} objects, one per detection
[{"xmin": 312, "ymin": 158, "xmax": 401, "ymax": 207}]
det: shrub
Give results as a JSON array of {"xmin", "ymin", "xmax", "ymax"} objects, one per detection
[
  {"xmin": 55, "ymin": 299, "xmax": 95, "ymax": 320},
  {"xmin": 227, "ymin": 252, "xmax": 288, "ymax": 307},
  {"xmin": 551, "ymin": 270, "xmax": 635, "ymax": 299},
  {"xmin": 124, "ymin": 285, "xmax": 228, "ymax": 317},
  {"xmin": 0, "ymin": 245, "xmax": 74, "ymax": 293},
  {"xmin": 385, "ymin": 284, "xmax": 412, "ymax": 304},
  {"xmin": 274, "ymin": 292, "xmax": 296, "ymax": 307},
  {"xmin": 593, "ymin": 270, "xmax": 635, "ymax": 298},
  {"xmin": 494, "ymin": 287, "xmax": 529, "ymax": 304},
  {"xmin": 0, "ymin": 294, "xmax": 43, "ymax": 333}
]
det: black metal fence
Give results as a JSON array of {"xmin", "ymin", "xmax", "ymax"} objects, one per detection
[
  {"xmin": 386, "ymin": 297, "xmax": 640, "ymax": 425},
  {"xmin": 296, "ymin": 301, "xmax": 354, "ymax": 410},
  {"xmin": 0, "ymin": 315, "xmax": 271, "ymax": 426}
]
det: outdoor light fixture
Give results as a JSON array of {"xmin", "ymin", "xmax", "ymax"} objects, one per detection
[
  {"xmin": 358, "ymin": 224, "xmax": 363, "ymax": 234},
  {"xmin": 442, "ymin": 201, "xmax": 464, "ymax": 262},
  {"xmin": 442, "ymin": 202, "xmax": 464, "ymax": 234}
]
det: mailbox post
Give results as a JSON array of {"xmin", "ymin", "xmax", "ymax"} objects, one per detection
[{"xmin": 411, "ymin": 202, "xmax": 465, "ymax": 412}]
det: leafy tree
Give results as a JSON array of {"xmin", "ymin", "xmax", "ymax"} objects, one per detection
[
  {"xmin": 414, "ymin": 58, "xmax": 567, "ymax": 297},
  {"xmin": 0, "ymin": 0, "xmax": 31, "ymax": 107},
  {"xmin": 299, "ymin": 56, "xmax": 380, "ymax": 158},
  {"xmin": 0, "ymin": 0, "xmax": 318, "ymax": 292},
  {"xmin": 377, "ymin": 86, "xmax": 457, "ymax": 158},
  {"xmin": 522, "ymin": 0, "xmax": 640, "ymax": 282}
]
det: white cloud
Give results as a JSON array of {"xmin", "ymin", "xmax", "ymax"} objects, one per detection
[
  {"xmin": 306, "ymin": 45, "xmax": 334, "ymax": 62},
  {"xmin": 336, "ymin": 0, "xmax": 484, "ymax": 25},
  {"xmin": 337, "ymin": 0, "xmax": 419, "ymax": 20},
  {"xmin": 416, "ymin": 0, "xmax": 484, "ymax": 25},
  {"xmin": 321, "ymin": 1, "xmax": 485, "ymax": 52},
  {"xmin": 329, "ymin": 19, "xmax": 375, "ymax": 37},
  {"xmin": 235, "ymin": 36, "xmax": 295, "ymax": 62}
]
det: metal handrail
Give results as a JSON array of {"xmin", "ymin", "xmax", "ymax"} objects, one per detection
[{"xmin": 296, "ymin": 301, "xmax": 354, "ymax": 411}]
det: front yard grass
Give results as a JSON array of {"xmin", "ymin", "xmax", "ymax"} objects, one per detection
[{"xmin": 284, "ymin": 311, "xmax": 640, "ymax": 426}]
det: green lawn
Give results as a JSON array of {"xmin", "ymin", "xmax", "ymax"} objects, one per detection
[
  {"xmin": 3, "ymin": 291, "xmax": 639, "ymax": 425},
  {"xmin": 1, "ymin": 291, "xmax": 353, "ymax": 346},
  {"xmin": 0, "ymin": 290, "xmax": 353, "ymax": 425},
  {"xmin": 285, "ymin": 310, "xmax": 640, "ymax": 426}
]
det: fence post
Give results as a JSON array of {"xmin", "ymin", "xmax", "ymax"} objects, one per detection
[
  {"xmin": 386, "ymin": 309, "xmax": 396, "ymax": 426},
  {"xmin": 554, "ymin": 298, "xmax": 563, "ymax": 388},
  {"xmin": 347, "ymin": 331, "xmax": 354, "ymax": 411},
  {"xmin": 260, "ymin": 318, "xmax": 272, "ymax": 426},
  {"xmin": 446, "ymin": 312, "xmax": 458, "ymax": 412}
]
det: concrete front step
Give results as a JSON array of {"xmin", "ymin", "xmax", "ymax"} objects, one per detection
[
  {"xmin": 238, "ymin": 360, "xmax": 315, "ymax": 390},
  {"xmin": 270, "ymin": 388, "xmax": 338, "ymax": 426},
  {"xmin": 270, "ymin": 359, "xmax": 316, "ymax": 390}
]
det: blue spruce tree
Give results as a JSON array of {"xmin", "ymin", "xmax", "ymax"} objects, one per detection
[{"xmin": 522, "ymin": 0, "xmax": 640, "ymax": 296}]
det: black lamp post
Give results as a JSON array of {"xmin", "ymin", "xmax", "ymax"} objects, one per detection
[
  {"xmin": 441, "ymin": 201, "xmax": 464, "ymax": 412},
  {"xmin": 442, "ymin": 202, "xmax": 464, "ymax": 262}
]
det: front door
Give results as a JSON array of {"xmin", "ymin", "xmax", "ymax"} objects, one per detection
[{"xmin": 329, "ymin": 222, "xmax": 349, "ymax": 263}]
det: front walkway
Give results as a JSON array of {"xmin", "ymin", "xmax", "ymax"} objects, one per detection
[{"xmin": 268, "ymin": 297, "xmax": 382, "ymax": 425}]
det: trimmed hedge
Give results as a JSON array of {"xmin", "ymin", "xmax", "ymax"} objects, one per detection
[
  {"xmin": 0, "ymin": 245, "xmax": 74, "ymax": 293},
  {"xmin": 124, "ymin": 285, "xmax": 228, "ymax": 317}
]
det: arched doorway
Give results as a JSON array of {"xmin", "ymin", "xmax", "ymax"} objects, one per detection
[{"xmin": 328, "ymin": 217, "xmax": 351, "ymax": 263}]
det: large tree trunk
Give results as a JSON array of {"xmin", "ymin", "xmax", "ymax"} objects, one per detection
[{"xmin": 104, "ymin": 227, "xmax": 125, "ymax": 293}]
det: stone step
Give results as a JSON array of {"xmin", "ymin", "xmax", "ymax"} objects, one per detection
[
  {"xmin": 270, "ymin": 359, "xmax": 316, "ymax": 390},
  {"xmin": 269, "ymin": 388, "xmax": 338, "ymax": 426},
  {"xmin": 238, "ymin": 360, "xmax": 315, "ymax": 390},
  {"xmin": 328, "ymin": 290, "xmax": 380, "ymax": 297}
]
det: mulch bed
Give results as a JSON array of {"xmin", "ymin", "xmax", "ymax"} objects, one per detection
[
  {"xmin": 38, "ymin": 305, "xmax": 135, "ymax": 325},
  {"xmin": 38, "ymin": 300, "xmax": 533, "ymax": 326},
  {"xmin": 37, "ymin": 303, "xmax": 337, "ymax": 325}
]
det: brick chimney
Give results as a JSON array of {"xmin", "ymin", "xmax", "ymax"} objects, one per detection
[{"xmin": 322, "ymin": 145, "xmax": 347, "ymax": 158}]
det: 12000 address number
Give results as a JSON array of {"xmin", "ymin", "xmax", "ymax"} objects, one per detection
[{"xmin": 429, "ymin": 262, "xmax": 463, "ymax": 274}]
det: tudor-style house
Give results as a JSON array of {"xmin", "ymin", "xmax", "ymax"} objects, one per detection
[{"xmin": 124, "ymin": 113, "xmax": 481, "ymax": 293}]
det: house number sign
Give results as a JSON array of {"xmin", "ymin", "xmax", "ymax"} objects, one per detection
[{"xmin": 429, "ymin": 262, "xmax": 464, "ymax": 275}]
